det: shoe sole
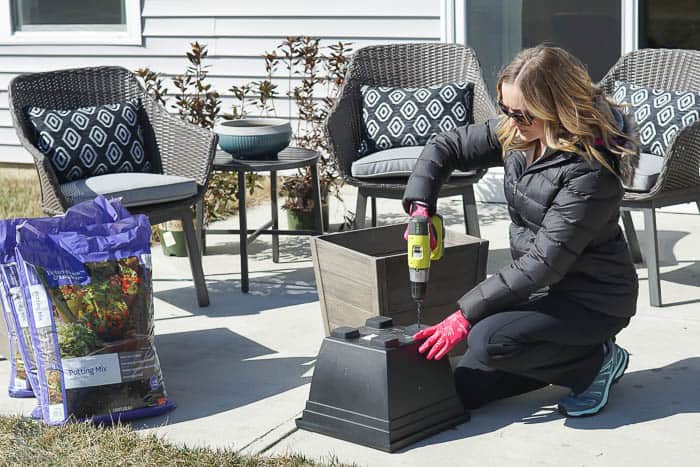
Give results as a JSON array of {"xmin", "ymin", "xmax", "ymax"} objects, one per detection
[{"xmin": 558, "ymin": 346, "xmax": 629, "ymax": 418}]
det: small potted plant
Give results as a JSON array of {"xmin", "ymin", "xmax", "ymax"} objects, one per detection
[
  {"xmin": 279, "ymin": 168, "xmax": 330, "ymax": 231},
  {"xmin": 276, "ymin": 37, "xmax": 351, "ymax": 231},
  {"xmin": 138, "ymin": 42, "xmax": 261, "ymax": 253},
  {"xmin": 138, "ymin": 38, "xmax": 351, "ymax": 235},
  {"xmin": 218, "ymin": 37, "xmax": 350, "ymax": 231}
]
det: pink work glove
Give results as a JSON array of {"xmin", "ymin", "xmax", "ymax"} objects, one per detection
[
  {"xmin": 413, "ymin": 310, "xmax": 471, "ymax": 360},
  {"xmin": 403, "ymin": 202, "xmax": 438, "ymax": 251}
]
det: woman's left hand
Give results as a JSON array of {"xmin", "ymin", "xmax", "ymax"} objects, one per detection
[{"xmin": 413, "ymin": 310, "xmax": 471, "ymax": 360}]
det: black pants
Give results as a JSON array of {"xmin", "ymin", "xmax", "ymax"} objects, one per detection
[{"xmin": 454, "ymin": 293, "xmax": 630, "ymax": 410}]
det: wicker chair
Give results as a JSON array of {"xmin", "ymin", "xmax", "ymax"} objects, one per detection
[
  {"xmin": 8, "ymin": 66, "xmax": 217, "ymax": 307},
  {"xmin": 326, "ymin": 43, "xmax": 497, "ymax": 235},
  {"xmin": 599, "ymin": 49, "xmax": 700, "ymax": 307}
]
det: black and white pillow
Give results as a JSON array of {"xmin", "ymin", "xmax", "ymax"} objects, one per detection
[
  {"xmin": 358, "ymin": 82, "xmax": 474, "ymax": 156},
  {"xmin": 26, "ymin": 98, "xmax": 150, "ymax": 183},
  {"xmin": 612, "ymin": 80, "xmax": 700, "ymax": 156}
]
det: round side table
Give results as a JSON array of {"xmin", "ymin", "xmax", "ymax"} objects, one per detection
[{"xmin": 201, "ymin": 147, "xmax": 324, "ymax": 293}]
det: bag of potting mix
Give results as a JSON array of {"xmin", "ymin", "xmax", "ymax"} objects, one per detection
[
  {"xmin": 0, "ymin": 199, "xmax": 133, "ymax": 402},
  {"xmin": 0, "ymin": 290, "xmax": 32, "ymax": 397},
  {"xmin": 0, "ymin": 220, "xmax": 33, "ymax": 398},
  {"xmin": 14, "ymin": 196, "xmax": 174, "ymax": 424}
]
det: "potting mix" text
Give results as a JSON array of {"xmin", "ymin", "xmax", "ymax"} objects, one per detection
[{"xmin": 66, "ymin": 365, "xmax": 109, "ymax": 378}]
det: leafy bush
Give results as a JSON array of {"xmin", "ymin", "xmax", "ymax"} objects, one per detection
[{"xmin": 137, "ymin": 37, "xmax": 351, "ymax": 223}]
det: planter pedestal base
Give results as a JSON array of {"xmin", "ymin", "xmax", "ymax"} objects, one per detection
[{"xmin": 296, "ymin": 316, "xmax": 469, "ymax": 452}]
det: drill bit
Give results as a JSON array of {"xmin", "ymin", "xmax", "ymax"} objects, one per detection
[{"xmin": 416, "ymin": 301, "xmax": 423, "ymax": 327}]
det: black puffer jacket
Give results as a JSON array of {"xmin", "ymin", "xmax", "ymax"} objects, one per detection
[{"xmin": 403, "ymin": 117, "xmax": 639, "ymax": 323}]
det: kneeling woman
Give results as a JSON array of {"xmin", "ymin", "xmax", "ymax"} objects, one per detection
[{"xmin": 403, "ymin": 46, "xmax": 639, "ymax": 417}]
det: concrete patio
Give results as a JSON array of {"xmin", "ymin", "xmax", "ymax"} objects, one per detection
[{"xmin": 1, "ymin": 183, "xmax": 699, "ymax": 466}]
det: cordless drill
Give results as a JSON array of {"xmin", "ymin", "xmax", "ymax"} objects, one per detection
[{"xmin": 407, "ymin": 213, "xmax": 444, "ymax": 326}]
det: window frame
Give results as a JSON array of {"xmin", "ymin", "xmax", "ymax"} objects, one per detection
[
  {"xmin": 0, "ymin": 0, "xmax": 142, "ymax": 45},
  {"xmin": 622, "ymin": 0, "xmax": 639, "ymax": 53}
]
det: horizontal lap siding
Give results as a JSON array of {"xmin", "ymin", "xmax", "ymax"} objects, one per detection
[{"xmin": 0, "ymin": 0, "xmax": 440, "ymax": 164}]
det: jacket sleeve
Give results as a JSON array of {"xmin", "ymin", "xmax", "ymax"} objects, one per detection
[
  {"xmin": 458, "ymin": 164, "xmax": 624, "ymax": 324},
  {"xmin": 402, "ymin": 118, "xmax": 503, "ymax": 214}
]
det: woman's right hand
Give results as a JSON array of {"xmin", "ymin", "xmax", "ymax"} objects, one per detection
[{"xmin": 402, "ymin": 202, "xmax": 438, "ymax": 250}]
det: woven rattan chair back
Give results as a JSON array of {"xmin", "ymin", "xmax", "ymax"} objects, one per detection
[
  {"xmin": 329, "ymin": 43, "xmax": 496, "ymax": 179},
  {"xmin": 600, "ymin": 49, "xmax": 700, "ymax": 307},
  {"xmin": 8, "ymin": 66, "xmax": 216, "ymax": 306}
]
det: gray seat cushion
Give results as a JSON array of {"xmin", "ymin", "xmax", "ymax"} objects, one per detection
[
  {"xmin": 624, "ymin": 152, "xmax": 664, "ymax": 192},
  {"xmin": 351, "ymin": 146, "xmax": 477, "ymax": 179},
  {"xmin": 60, "ymin": 172, "xmax": 198, "ymax": 207}
]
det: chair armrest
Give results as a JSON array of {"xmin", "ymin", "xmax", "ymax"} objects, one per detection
[
  {"xmin": 646, "ymin": 120, "xmax": 700, "ymax": 197},
  {"xmin": 325, "ymin": 87, "xmax": 363, "ymax": 181},
  {"xmin": 142, "ymin": 96, "xmax": 218, "ymax": 189}
]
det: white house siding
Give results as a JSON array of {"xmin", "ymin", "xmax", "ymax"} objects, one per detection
[{"xmin": 0, "ymin": 0, "xmax": 441, "ymax": 165}]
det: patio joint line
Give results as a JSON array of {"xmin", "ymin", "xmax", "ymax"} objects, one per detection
[{"xmin": 238, "ymin": 410, "xmax": 302, "ymax": 454}]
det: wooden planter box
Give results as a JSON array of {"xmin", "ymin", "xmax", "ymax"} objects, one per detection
[{"xmin": 311, "ymin": 224, "xmax": 489, "ymax": 335}]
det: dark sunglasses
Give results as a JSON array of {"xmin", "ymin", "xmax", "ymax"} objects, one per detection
[{"xmin": 498, "ymin": 100, "xmax": 535, "ymax": 126}]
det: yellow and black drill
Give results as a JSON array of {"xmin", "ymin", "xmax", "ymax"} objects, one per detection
[{"xmin": 407, "ymin": 212, "xmax": 444, "ymax": 326}]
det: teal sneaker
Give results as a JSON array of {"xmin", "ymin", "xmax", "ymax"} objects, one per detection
[{"xmin": 557, "ymin": 340, "xmax": 629, "ymax": 417}]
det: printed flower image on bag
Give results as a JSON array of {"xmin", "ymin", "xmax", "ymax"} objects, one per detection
[
  {"xmin": 48, "ymin": 256, "xmax": 149, "ymax": 350},
  {"xmin": 16, "ymin": 197, "xmax": 175, "ymax": 425}
]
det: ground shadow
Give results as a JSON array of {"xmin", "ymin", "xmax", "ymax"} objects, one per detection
[
  {"xmin": 405, "ymin": 358, "xmax": 700, "ymax": 450},
  {"xmin": 660, "ymin": 261, "xmax": 700, "ymax": 288},
  {"xmin": 562, "ymin": 357, "xmax": 700, "ymax": 430},
  {"xmin": 204, "ymin": 233, "xmax": 313, "ymax": 263},
  {"xmin": 627, "ymin": 228, "xmax": 700, "ymax": 305},
  {"xmin": 153, "ymin": 267, "xmax": 318, "ymax": 318},
  {"xmin": 630, "ymin": 230, "xmax": 690, "ymax": 268},
  {"xmin": 132, "ymin": 328, "xmax": 313, "ymax": 429}
]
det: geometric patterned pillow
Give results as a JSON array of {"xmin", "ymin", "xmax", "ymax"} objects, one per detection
[
  {"xmin": 26, "ymin": 98, "xmax": 150, "ymax": 184},
  {"xmin": 612, "ymin": 80, "xmax": 700, "ymax": 156},
  {"xmin": 358, "ymin": 81, "xmax": 474, "ymax": 157}
]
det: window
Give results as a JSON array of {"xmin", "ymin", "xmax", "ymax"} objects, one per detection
[
  {"xmin": 0, "ymin": 0, "xmax": 142, "ymax": 44},
  {"xmin": 13, "ymin": 0, "xmax": 125, "ymax": 31},
  {"xmin": 639, "ymin": 0, "xmax": 700, "ymax": 49},
  {"xmin": 461, "ymin": 0, "xmax": 621, "ymax": 96}
]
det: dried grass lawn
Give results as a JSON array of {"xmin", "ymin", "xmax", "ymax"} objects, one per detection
[
  {"xmin": 0, "ymin": 415, "xmax": 350, "ymax": 466},
  {"xmin": 0, "ymin": 166, "xmax": 271, "ymax": 221}
]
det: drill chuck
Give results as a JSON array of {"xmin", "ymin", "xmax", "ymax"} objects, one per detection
[
  {"xmin": 410, "ymin": 281, "xmax": 428, "ymax": 302},
  {"xmin": 409, "ymin": 268, "xmax": 430, "ymax": 301}
]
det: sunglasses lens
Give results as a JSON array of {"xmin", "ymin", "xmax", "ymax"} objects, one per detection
[
  {"xmin": 499, "ymin": 102, "xmax": 532, "ymax": 126},
  {"xmin": 514, "ymin": 114, "xmax": 528, "ymax": 125}
]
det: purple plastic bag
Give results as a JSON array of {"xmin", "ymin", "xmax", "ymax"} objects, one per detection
[
  {"xmin": 0, "ymin": 295, "xmax": 32, "ymax": 397},
  {"xmin": 0, "ymin": 221, "xmax": 33, "ymax": 397},
  {"xmin": 0, "ymin": 198, "xmax": 133, "ymax": 403},
  {"xmin": 16, "ymin": 197, "xmax": 174, "ymax": 425}
]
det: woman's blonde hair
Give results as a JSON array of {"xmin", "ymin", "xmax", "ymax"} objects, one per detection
[{"xmin": 495, "ymin": 45, "xmax": 637, "ymax": 178}]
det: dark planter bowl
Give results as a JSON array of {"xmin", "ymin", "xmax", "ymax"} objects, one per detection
[{"xmin": 215, "ymin": 118, "xmax": 292, "ymax": 160}]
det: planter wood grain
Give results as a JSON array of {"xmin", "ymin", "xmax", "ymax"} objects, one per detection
[{"xmin": 311, "ymin": 224, "xmax": 488, "ymax": 335}]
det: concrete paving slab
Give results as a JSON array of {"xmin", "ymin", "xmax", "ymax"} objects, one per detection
[{"xmin": 1, "ymin": 186, "xmax": 698, "ymax": 466}]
